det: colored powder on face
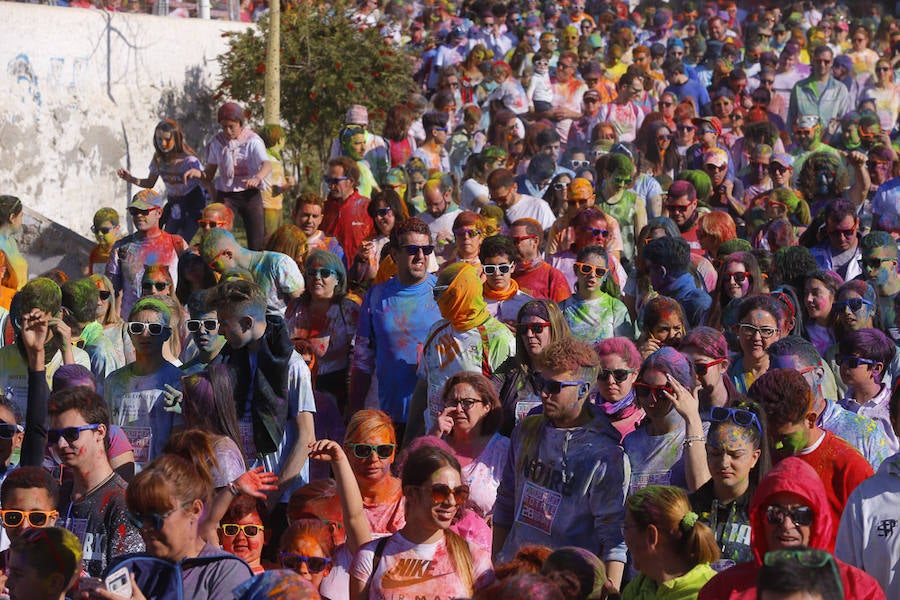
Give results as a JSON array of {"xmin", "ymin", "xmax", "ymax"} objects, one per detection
[{"xmin": 773, "ymin": 428, "xmax": 808, "ymax": 457}]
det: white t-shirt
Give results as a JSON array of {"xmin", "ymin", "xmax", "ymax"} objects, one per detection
[
  {"xmin": 350, "ymin": 531, "xmax": 493, "ymax": 600},
  {"xmin": 504, "ymin": 194, "xmax": 556, "ymax": 230}
]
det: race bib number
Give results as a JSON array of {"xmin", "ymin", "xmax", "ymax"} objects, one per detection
[
  {"xmin": 629, "ymin": 471, "xmax": 671, "ymax": 495},
  {"xmin": 515, "ymin": 480, "xmax": 562, "ymax": 535}
]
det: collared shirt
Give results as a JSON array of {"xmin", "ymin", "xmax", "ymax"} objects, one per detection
[
  {"xmin": 841, "ymin": 384, "xmax": 899, "ymax": 454},
  {"xmin": 788, "ymin": 75, "xmax": 850, "ymax": 131}
]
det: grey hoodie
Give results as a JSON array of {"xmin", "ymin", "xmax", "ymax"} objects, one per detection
[{"xmin": 494, "ymin": 404, "xmax": 630, "ymax": 563}]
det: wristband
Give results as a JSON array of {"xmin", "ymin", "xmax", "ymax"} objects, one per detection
[
  {"xmin": 683, "ymin": 434, "xmax": 706, "ymax": 448},
  {"xmin": 227, "ymin": 481, "xmax": 241, "ymax": 497}
]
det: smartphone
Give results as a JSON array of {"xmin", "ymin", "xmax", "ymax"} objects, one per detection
[{"xmin": 104, "ymin": 566, "xmax": 133, "ymax": 599}]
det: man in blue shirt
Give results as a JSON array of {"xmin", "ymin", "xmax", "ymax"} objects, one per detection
[{"xmin": 349, "ymin": 218, "xmax": 441, "ymax": 441}]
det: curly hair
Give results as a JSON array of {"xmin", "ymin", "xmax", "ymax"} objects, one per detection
[
  {"xmin": 535, "ymin": 336, "xmax": 600, "ymax": 382},
  {"xmin": 748, "ymin": 368, "xmax": 813, "ymax": 428}
]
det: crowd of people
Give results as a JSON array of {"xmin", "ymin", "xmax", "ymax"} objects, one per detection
[{"xmin": 3, "ymin": 0, "xmax": 900, "ymax": 599}]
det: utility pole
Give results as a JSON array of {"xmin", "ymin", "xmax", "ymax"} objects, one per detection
[{"xmin": 264, "ymin": 0, "xmax": 281, "ymax": 124}]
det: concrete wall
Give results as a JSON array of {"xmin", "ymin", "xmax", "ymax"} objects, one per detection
[{"xmin": 0, "ymin": 3, "xmax": 249, "ymax": 274}]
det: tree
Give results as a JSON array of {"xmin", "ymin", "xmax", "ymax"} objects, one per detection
[{"xmin": 218, "ymin": 1, "xmax": 416, "ymax": 175}]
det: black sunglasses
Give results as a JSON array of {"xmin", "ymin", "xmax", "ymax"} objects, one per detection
[
  {"xmin": 517, "ymin": 322, "xmax": 550, "ymax": 336},
  {"xmin": 141, "ymin": 281, "xmax": 169, "ymax": 292},
  {"xmin": 836, "ymin": 355, "xmax": 877, "ymax": 369},
  {"xmin": 98, "ymin": 290, "xmax": 111, "ymax": 301},
  {"xmin": 402, "ymin": 244, "xmax": 435, "ymax": 256},
  {"xmin": 186, "ymin": 319, "xmax": 219, "ymax": 333},
  {"xmin": 766, "ymin": 504, "xmax": 813, "ymax": 527},
  {"xmin": 597, "ymin": 368, "xmax": 633, "ymax": 383},
  {"xmin": 346, "ymin": 442, "xmax": 395, "ymax": 460},
  {"xmin": 280, "ymin": 552, "xmax": 332, "ymax": 573},
  {"xmin": 532, "ymin": 374, "xmax": 585, "ymax": 395}
]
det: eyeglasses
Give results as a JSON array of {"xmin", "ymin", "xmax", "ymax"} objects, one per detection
[
  {"xmin": 346, "ymin": 442, "xmax": 395, "ymax": 460},
  {"xmin": 659, "ymin": 101, "xmax": 674, "ymax": 107},
  {"xmin": 454, "ymin": 228, "xmax": 482, "ymax": 239},
  {"xmin": 325, "ymin": 176, "xmax": 349, "ymax": 186},
  {"xmin": 307, "ymin": 267, "xmax": 336, "ymax": 280},
  {"xmin": 760, "ymin": 79, "xmax": 774, "ymax": 85},
  {"xmin": 91, "ymin": 226, "xmax": 115, "ymax": 234},
  {"xmin": 374, "ymin": 207, "xmax": 392, "ymax": 217},
  {"xmin": 657, "ymin": 134, "xmax": 672, "ymax": 141},
  {"xmin": 705, "ymin": 163, "xmax": 727, "ymax": 172},
  {"xmin": 698, "ymin": 128, "xmax": 717, "ymax": 135},
  {"xmin": 186, "ymin": 318, "xmax": 219, "ymax": 333},
  {"xmin": 98, "ymin": 290, "xmax": 111, "ymax": 301},
  {"xmin": 197, "ymin": 219, "xmax": 227, "ymax": 229},
  {"xmin": 402, "ymin": 244, "xmax": 435, "ymax": 256},
  {"xmin": 833, "ymin": 297, "xmax": 874, "ymax": 312},
  {"xmin": 633, "ymin": 382, "xmax": 674, "ymax": 402},
  {"xmin": 517, "ymin": 322, "xmax": 550, "ymax": 336},
  {"xmin": 141, "ymin": 281, "xmax": 169, "ymax": 292},
  {"xmin": 127, "ymin": 321, "xmax": 169, "ymax": 336},
  {"xmin": 570, "ymin": 160, "xmax": 591, "ymax": 168},
  {"xmin": 613, "ymin": 176, "xmax": 632, "ymax": 186},
  {"xmin": 582, "ymin": 227, "xmax": 609, "ymax": 238},
  {"xmin": 432, "ymin": 285, "xmax": 449, "ymax": 299},
  {"xmin": 709, "ymin": 405, "xmax": 763, "ymax": 435},
  {"xmin": 584, "ymin": 97, "xmax": 600, "ymax": 104},
  {"xmin": 738, "ymin": 323, "xmax": 778, "ymax": 339},
  {"xmin": 876, "ymin": 66, "xmax": 891, "ymax": 72},
  {"xmin": 512, "ymin": 235, "xmax": 538, "ymax": 245},
  {"xmin": 47, "ymin": 423, "xmax": 100, "ymax": 445},
  {"xmin": 220, "ymin": 523, "xmax": 264, "ymax": 537},
  {"xmin": 837, "ymin": 355, "xmax": 877, "ymax": 369},
  {"xmin": 598, "ymin": 368, "xmax": 633, "ymax": 383},
  {"xmin": 127, "ymin": 502, "xmax": 190, "ymax": 531},
  {"xmin": 444, "ymin": 397, "xmax": 485, "ymax": 410},
  {"xmin": 726, "ymin": 271, "xmax": 751, "ymax": 284},
  {"xmin": 769, "ymin": 164, "xmax": 789, "ymax": 174},
  {"xmin": 766, "ymin": 504, "xmax": 813, "ymax": 527},
  {"xmin": 532, "ymin": 374, "xmax": 586, "ymax": 395},
  {"xmin": 553, "ymin": 182, "xmax": 569, "ymax": 191},
  {"xmin": 0, "ymin": 510, "xmax": 59, "ymax": 528},
  {"xmin": 558, "ymin": 62, "xmax": 576, "ymax": 70},
  {"xmin": 693, "ymin": 357, "xmax": 728, "ymax": 376},
  {"xmin": 859, "ymin": 257, "xmax": 894, "ymax": 271},
  {"xmin": 482, "ymin": 263, "xmax": 514, "ymax": 275},
  {"xmin": 128, "ymin": 208, "xmax": 154, "ymax": 216},
  {"xmin": 422, "ymin": 482, "xmax": 470, "ymax": 505},
  {"xmin": 574, "ymin": 262, "xmax": 608, "ymax": 278},
  {"xmin": 280, "ymin": 553, "xmax": 332, "ymax": 573},
  {"xmin": 433, "ymin": 127, "xmax": 448, "ymax": 133},
  {"xmin": 666, "ymin": 203, "xmax": 692, "ymax": 213}
]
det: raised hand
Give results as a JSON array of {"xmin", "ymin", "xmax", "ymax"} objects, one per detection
[
  {"xmin": 308, "ymin": 439, "xmax": 348, "ymax": 463},
  {"xmin": 162, "ymin": 384, "xmax": 183, "ymax": 414},
  {"xmin": 232, "ymin": 466, "xmax": 279, "ymax": 499}
]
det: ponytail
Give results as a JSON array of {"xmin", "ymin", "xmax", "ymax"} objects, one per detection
[{"xmin": 679, "ymin": 511, "xmax": 721, "ymax": 565}]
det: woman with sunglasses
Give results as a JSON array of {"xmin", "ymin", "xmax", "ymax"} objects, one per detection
[
  {"xmin": 593, "ymin": 337, "xmax": 645, "ymax": 438},
  {"xmin": 349, "ymin": 189, "xmax": 406, "ymax": 287},
  {"xmin": 635, "ymin": 295, "xmax": 689, "ymax": 359},
  {"xmin": 860, "ymin": 58, "xmax": 900, "ymax": 134},
  {"xmin": 109, "ymin": 450, "xmax": 254, "ymax": 599},
  {"xmin": 430, "ymin": 372, "xmax": 509, "ymax": 521},
  {"xmin": 728, "ymin": 294, "xmax": 788, "ymax": 394},
  {"xmin": 542, "ymin": 172, "xmax": 574, "ymax": 218},
  {"xmin": 624, "ymin": 347, "xmax": 705, "ymax": 495},
  {"xmin": 559, "ymin": 245, "xmax": 633, "ymax": 342},
  {"xmin": 350, "ymin": 445, "xmax": 493, "ymax": 599},
  {"xmin": 277, "ymin": 519, "xmax": 336, "ymax": 589},
  {"xmin": 498, "ymin": 300, "xmax": 571, "ymax": 435},
  {"xmin": 90, "ymin": 274, "xmax": 135, "ymax": 366},
  {"xmin": 707, "ymin": 252, "xmax": 764, "ymax": 332},
  {"xmin": 285, "ymin": 249, "xmax": 359, "ymax": 414},
  {"xmin": 450, "ymin": 211, "xmax": 486, "ymax": 271},
  {"xmin": 680, "ymin": 327, "xmax": 740, "ymax": 414},
  {"xmin": 642, "ymin": 121, "xmax": 682, "ymax": 179},
  {"xmin": 344, "ymin": 409, "xmax": 405, "ymax": 536}
]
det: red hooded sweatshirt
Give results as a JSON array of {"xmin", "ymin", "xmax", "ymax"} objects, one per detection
[{"xmin": 698, "ymin": 457, "xmax": 885, "ymax": 600}]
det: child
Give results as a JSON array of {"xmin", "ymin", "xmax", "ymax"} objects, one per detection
[
  {"xmin": 837, "ymin": 327, "xmax": 899, "ymax": 453},
  {"xmin": 117, "ymin": 119, "xmax": 207, "ymax": 242},
  {"xmin": 526, "ymin": 50, "xmax": 554, "ymax": 113},
  {"xmin": 87, "ymin": 207, "xmax": 121, "ymax": 276},
  {"xmin": 259, "ymin": 124, "xmax": 295, "ymax": 238}
]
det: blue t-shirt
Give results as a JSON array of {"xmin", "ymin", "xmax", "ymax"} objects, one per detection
[{"xmin": 356, "ymin": 275, "xmax": 441, "ymax": 422}]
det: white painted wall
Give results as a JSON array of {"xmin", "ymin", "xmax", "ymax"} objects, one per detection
[{"xmin": 0, "ymin": 3, "xmax": 249, "ymax": 245}]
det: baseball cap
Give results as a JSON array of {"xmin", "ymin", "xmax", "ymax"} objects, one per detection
[
  {"xmin": 693, "ymin": 116, "xmax": 723, "ymax": 136},
  {"xmin": 771, "ymin": 153, "xmax": 794, "ymax": 167},
  {"xmin": 704, "ymin": 148, "xmax": 729, "ymax": 168},
  {"xmin": 796, "ymin": 115, "xmax": 820, "ymax": 129},
  {"xmin": 129, "ymin": 189, "xmax": 164, "ymax": 210}
]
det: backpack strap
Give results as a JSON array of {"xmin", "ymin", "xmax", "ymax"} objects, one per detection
[{"xmin": 363, "ymin": 536, "xmax": 391, "ymax": 596}]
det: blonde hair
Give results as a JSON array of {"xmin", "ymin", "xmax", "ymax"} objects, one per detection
[{"xmin": 627, "ymin": 485, "xmax": 719, "ymax": 566}]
